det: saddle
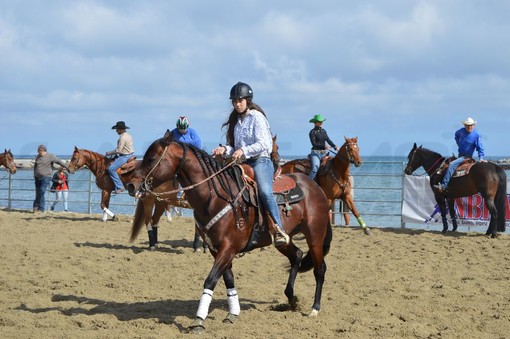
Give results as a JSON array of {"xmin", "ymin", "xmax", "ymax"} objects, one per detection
[
  {"xmin": 291, "ymin": 156, "xmax": 332, "ymax": 177},
  {"xmin": 438, "ymin": 157, "xmax": 476, "ymax": 179},
  {"xmin": 232, "ymin": 164, "xmax": 304, "ymax": 253},
  {"xmin": 117, "ymin": 156, "xmax": 137, "ymax": 174}
]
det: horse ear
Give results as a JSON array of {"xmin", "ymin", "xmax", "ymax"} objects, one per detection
[
  {"xmin": 419, "ymin": 144, "xmax": 423, "ymax": 148},
  {"xmin": 163, "ymin": 129, "xmax": 172, "ymax": 142},
  {"xmin": 272, "ymin": 134, "xmax": 277, "ymax": 142},
  {"xmin": 413, "ymin": 142, "xmax": 417, "ymax": 149},
  {"xmin": 74, "ymin": 146, "xmax": 78, "ymax": 151}
]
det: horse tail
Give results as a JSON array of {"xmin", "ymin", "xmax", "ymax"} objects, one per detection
[
  {"xmin": 130, "ymin": 199, "xmax": 146, "ymax": 242},
  {"xmin": 496, "ymin": 167, "xmax": 507, "ymax": 233},
  {"xmin": 299, "ymin": 220, "xmax": 333, "ymax": 273}
]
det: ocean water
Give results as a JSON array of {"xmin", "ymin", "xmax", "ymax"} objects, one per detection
[{"xmin": 1, "ymin": 155, "xmax": 508, "ymax": 233}]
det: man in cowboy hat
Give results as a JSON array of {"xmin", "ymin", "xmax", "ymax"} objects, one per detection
[
  {"xmin": 106, "ymin": 121, "xmax": 134, "ymax": 194},
  {"xmin": 434, "ymin": 117, "xmax": 486, "ymax": 193},
  {"xmin": 308, "ymin": 114, "xmax": 340, "ymax": 180}
]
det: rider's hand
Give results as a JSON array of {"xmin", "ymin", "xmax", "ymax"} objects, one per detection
[
  {"xmin": 232, "ymin": 149, "xmax": 244, "ymax": 160},
  {"xmin": 335, "ymin": 146, "xmax": 340, "ymax": 151},
  {"xmin": 212, "ymin": 146, "xmax": 226, "ymax": 157}
]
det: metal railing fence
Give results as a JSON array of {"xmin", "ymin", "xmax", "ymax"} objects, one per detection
[{"xmin": 1, "ymin": 161, "xmax": 405, "ymax": 226}]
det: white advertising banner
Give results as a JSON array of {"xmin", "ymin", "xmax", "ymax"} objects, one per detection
[{"xmin": 402, "ymin": 175, "xmax": 510, "ymax": 227}]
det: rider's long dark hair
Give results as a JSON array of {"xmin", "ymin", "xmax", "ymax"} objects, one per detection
[{"xmin": 221, "ymin": 98, "xmax": 266, "ymax": 148}]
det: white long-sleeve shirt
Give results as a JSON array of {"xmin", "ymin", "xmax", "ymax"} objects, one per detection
[{"xmin": 224, "ymin": 110, "xmax": 272, "ymax": 159}]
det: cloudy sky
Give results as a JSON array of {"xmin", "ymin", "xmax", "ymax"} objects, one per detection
[{"xmin": 1, "ymin": 0, "xmax": 509, "ymax": 158}]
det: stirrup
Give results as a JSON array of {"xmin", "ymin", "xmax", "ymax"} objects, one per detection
[{"xmin": 274, "ymin": 228, "xmax": 290, "ymax": 247}]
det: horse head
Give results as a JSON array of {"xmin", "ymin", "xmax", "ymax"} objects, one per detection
[
  {"xmin": 127, "ymin": 130, "xmax": 178, "ymax": 197},
  {"xmin": 271, "ymin": 135, "xmax": 281, "ymax": 166},
  {"xmin": 342, "ymin": 137, "xmax": 363, "ymax": 167},
  {"xmin": 404, "ymin": 143, "xmax": 423, "ymax": 175},
  {"xmin": 3, "ymin": 149, "xmax": 17, "ymax": 174},
  {"xmin": 68, "ymin": 146, "xmax": 85, "ymax": 173}
]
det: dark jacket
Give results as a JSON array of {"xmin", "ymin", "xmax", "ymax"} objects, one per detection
[
  {"xmin": 309, "ymin": 126, "xmax": 337, "ymax": 150},
  {"xmin": 50, "ymin": 171, "xmax": 69, "ymax": 191}
]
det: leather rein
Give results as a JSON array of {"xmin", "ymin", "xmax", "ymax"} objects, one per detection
[
  {"xmin": 70, "ymin": 150, "xmax": 108, "ymax": 177},
  {"xmin": 140, "ymin": 144, "xmax": 237, "ymax": 201},
  {"xmin": 327, "ymin": 141, "xmax": 359, "ymax": 190}
]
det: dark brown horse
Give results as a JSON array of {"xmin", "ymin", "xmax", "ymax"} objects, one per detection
[
  {"xmin": 404, "ymin": 143, "xmax": 507, "ymax": 238},
  {"xmin": 68, "ymin": 147, "xmax": 183, "ymax": 250},
  {"xmin": 0, "ymin": 149, "xmax": 17, "ymax": 174},
  {"xmin": 280, "ymin": 137, "xmax": 370, "ymax": 235},
  {"xmin": 127, "ymin": 132, "xmax": 332, "ymax": 333}
]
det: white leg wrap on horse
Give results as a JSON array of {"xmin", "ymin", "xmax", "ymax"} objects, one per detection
[
  {"xmin": 196, "ymin": 289, "xmax": 214, "ymax": 320},
  {"xmin": 101, "ymin": 212, "xmax": 108, "ymax": 222},
  {"xmin": 103, "ymin": 207, "xmax": 115, "ymax": 218},
  {"xmin": 227, "ymin": 288, "xmax": 240, "ymax": 316},
  {"xmin": 146, "ymin": 222, "xmax": 153, "ymax": 231}
]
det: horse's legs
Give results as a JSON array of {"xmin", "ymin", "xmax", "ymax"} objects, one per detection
[
  {"xmin": 189, "ymin": 249, "xmax": 236, "ymax": 333},
  {"xmin": 277, "ymin": 243, "xmax": 303, "ymax": 309},
  {"xmin": 342, "ymin": 194, "xmax": 370, "ymax": 235},
  {"xmin": 222, "ymin": 267, "xmax": 240, "ymax": 323},
  {"xmin": 447, "ymin": 198, "xmax": 458, "ymax": 232},
  {"xmin": 151, "ymin": 200, "xmax": 167, "ymax": 247},
  {"xmin": 483, "ymin": 197, "xmax": 498, "ymax": 238},
  {"xmin": 304, "ymin": 242, "xmax": 326, "ymax": 315},
  {"xmin": 144, "ymin": 198, "xmax": 157, "ymax": 251},
  {"xmin": 436, "ymin": 197, "xmax": 449, "ymax": 233},
  {"xmin": 100, "ymin": 191, "xmax": 115, "ymax": 221}
]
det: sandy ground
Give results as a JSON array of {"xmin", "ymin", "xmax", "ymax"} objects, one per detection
[{"xmin": 0, "ymin": 209, "xmax": 509, "ymax": 339}]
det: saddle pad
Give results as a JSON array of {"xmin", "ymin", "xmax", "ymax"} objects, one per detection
[
  {"xmin": 118, "ymin": 158, "xmax": 137, "ymax": 174},
  {"xmin": 275, "ymin": 184, "xmax": 304, "ymax": 205}
]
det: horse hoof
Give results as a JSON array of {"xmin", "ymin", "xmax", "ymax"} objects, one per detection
[
  {"xmin": 223, "ymin": 313, "xmax": 238, "ymax": 324},
  {"xmin": 308, "ymin": 309, "xmax": 319, "ymax": 317},
  {"xmin": 149, "ymin": 246, "xmax": 156, "ymax": 252},
  {"xmin": 363, "ymin": 228, "xmax": 371, "ymax": 236},
  {"xmin": 189, "ymin": 318, "xmax": 205, "ymax": 334}
]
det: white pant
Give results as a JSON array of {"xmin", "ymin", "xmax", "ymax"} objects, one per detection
[{"xmin": 52, "ymin": 190, "xmax": 69, "ymax": 211}]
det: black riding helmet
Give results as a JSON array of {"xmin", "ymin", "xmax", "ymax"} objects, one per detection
[{"xmin": 229, "ymin": 82, "xmax": 253, "ymax": 99}]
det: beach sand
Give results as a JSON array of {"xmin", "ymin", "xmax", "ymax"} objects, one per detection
[{"xmin": 0, "ymin": 209, "xmax": 508, "ymax": 338}]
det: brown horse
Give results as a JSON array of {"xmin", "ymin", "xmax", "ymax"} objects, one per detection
[
  {"xmin": 0, "ymin": 149, "xmax": 17, "ymax": 174},
  {"xmin": 127, "ymin": 132, "xmax": 332, "ymax": 333},
  {"xmin": 404, "ymin": 143, "xmax": 507, "ymax": 238},
  {"xmin": 68, "ymin": 147, "xmax": 184, "ymax": 250},
  {"xmin": 280, "ymin": 137, "xmax": 370, "ymax": 235}
]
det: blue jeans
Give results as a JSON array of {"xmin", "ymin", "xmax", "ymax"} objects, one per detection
[
  {"xmin": 34, "ymin": 176, "xmax": 51, "ymax": 211},
  {"xmin": 108, "ymin": 154, "xmax": 132, "ymax": 190},
  {"xmin": 246, "ymin": 157, "xmax": 283, "ymax": 227},
  {"xmin": 309, "ymin": 150, "xmax": 326, "ymax": 179},
  {"xmin": 441, "ymin": 156, "xmax": 466, "ymax": 187}
]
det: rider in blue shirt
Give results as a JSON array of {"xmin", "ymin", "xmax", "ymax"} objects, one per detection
[
  {"xmin": 170, "ymin": 116, "xmax": 202, "ymax": 149},
  {"xmin": 434, "ymin": 117, "xmax": 486, "ymax": 193}
]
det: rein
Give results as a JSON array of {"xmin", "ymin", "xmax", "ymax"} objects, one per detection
[
  {"xmin": 408, "ymin": 148, "xmax": 444, "ymax": 176},
  {"xmin": 333, "ymin": 142, "xmax": 358, "ymax": 164},
  {"xmin": 71, "ymin": 150, "xmax": 107, "ymax": 176},
  {"xmin": 142, "ymin": 145, "xmax": 237, "ymax": 201}
]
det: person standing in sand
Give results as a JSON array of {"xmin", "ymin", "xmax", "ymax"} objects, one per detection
[{"xmin": 33, "ymin": 145, "xmax": 68, "ymax": 212}]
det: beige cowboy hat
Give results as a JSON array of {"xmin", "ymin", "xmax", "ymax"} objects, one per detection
[
  {"xmin": 309, "ymin": 114, "xmax": 326, "ymax": 123},
  {"xmin": 462, "ymin": 117, "xmax": 476, "ymax": 126}
]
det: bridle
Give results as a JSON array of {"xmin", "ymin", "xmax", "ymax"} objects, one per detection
[
  {"xmin": 69, "ymin": 149, "xmax": 107, "ymax": 176},
  {"xmin": 406, "ymin": 147, "xmax": 444, "ymax": 176},
  {"xmin": 343, "ymin": 141, "xmax": 359, "ymax": 164},
  {"xmin": 140, "ymin": 144, "xmax": 236, "ymax": 201},
  {"xmin": 1, "ymin": 152, "xmax": 17, "ymax": 174}
]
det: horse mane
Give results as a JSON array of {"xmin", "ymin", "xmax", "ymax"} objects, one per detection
[{"xmin": 419, "ymin": 146, "xmax": 443, "ymax": 158}]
